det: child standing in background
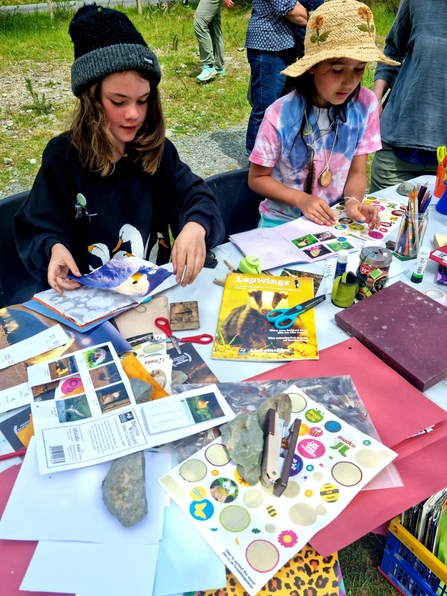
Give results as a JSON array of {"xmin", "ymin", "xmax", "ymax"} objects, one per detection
[
  {"xmin": 248, "ymin": 0, "xmax": 399, "ymax": 228},
  {"xmin": 14, "ymin": 5, "xmax": 224, "ymax": 293}
]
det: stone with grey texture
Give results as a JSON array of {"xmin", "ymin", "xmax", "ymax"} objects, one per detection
[
  {"xmin": 220, "ymin": 412, "xmax": 264, "ymax": 485},
  {"xmin": 130, "ymin": 377, "xmax": 153, "ymax": 404},
  {"xmin": 102, "ymin": 451, "xmax": 147, "ymax": 527}
]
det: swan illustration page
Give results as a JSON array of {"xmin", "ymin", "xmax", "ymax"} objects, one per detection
[
  {"xmin": 32, "ymin": 257, "xmax": 175, "ymax": 328},
  {"xmin": 68, "ymin": 256, "xmax": 173, "ymax": 298}
]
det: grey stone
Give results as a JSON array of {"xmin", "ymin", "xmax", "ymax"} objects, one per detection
[
  {"xmin": 220, "ymin": 412, "xmax": 264, "ymax": 485},
  {"xmin": 257, "ymin": 393, "xmax": 292, "ymax": 429},
  {"xmin": 396, "ymin": 182, "xmax": 416, "ymax": 197},
  {"xmin": 172, "ymin": 370, "xmax": 188, "ymax": 385},
  {"xmin": 102, "ymin": 451, "xmax": 148, "ymax": 527},
  {"xmin": 130, "ymin": 378, "xmax": 153, "ymax": 404}
]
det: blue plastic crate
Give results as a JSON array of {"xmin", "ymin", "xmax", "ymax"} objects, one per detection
[{"xmin": 379, "ymin": 518, "xmax": 447, "ymax": 596}]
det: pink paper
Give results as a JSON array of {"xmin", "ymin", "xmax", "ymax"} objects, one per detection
[
  {"xmin": 248, "ymin": 337, "xmax": 447, "ymax": 556},
  {"xmin": 0, "ymin": 465, "xmax": 72, "ymax": 596}
]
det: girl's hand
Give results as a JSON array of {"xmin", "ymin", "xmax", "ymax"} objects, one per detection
[
  {"xmin": 172, "ymin": 222, "xmax": 207, "ymax": 287},
  {"xmin": 345, "ymin": 200, "xmax": 381, "ymax": 230},
  {"xmin": 299, "ymin": 194, "xmax": 337, "ymax": 226},
  {"xmin": 223, "ymin": 0, "xmax": 234, "ymax": 7},
  {"xmin": 48, "ymin": 243, "xmax": 82, "ymax": 294}
]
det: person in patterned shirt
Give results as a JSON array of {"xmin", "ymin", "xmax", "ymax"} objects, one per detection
[{"xmin": 248, "ymin": 0, "xmax": 399, "ymax": 228}]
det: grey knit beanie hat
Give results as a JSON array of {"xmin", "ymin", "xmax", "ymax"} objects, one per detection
[{"xmin": 69, "ymin": 4, "xmax": 161, "ymax": 96}]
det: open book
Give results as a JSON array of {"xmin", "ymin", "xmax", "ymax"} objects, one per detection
[{"xmin": 32, "ymin": 256, "xmax": 175, "ymax": 329}]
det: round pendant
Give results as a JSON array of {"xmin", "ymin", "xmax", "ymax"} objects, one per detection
[
  {"xmin": 303, "ymin": 123, "xmax": 312, "ymax": 136},
  {"xmin": 319, "ymin": 167, "xmax": 332, "ymax": 187}
]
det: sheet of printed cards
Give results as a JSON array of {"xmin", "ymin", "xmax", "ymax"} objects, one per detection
[
  {"xmin": 26, "ymin": 341, "xmax": 234, "ymax": 475},
  {"xmin": 159, "ymin": 385, "xmax": 397, "ymax": 596}
]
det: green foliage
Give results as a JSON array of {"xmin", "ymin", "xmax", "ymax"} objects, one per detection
[{"xmin": 24, "ymin": 76, "xmax": 52, "ymax": 114}]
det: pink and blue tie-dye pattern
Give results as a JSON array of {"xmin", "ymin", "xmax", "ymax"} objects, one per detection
[{"xmin": 249, "ymin": 86, "xmax": 381, "ymax": 225}]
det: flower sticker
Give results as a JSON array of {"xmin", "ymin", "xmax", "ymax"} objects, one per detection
[
  {"xmin": 310, "ymin": 15, "xmax": 330, "ymax": 45},
  {"xmin": 278, "ymin": 529, "xmax": 298, "ymax": 548},
  {"xmin": 358, "ymin": 6, "xmax": 375, "ymax": 35}
]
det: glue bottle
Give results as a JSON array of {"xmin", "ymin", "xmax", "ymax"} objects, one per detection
[
  {"xmin": 411, "ymin": 246, "xmax": 430, "ymax": 284},
  {"xmin": 334, "ymin": 249, "xmax": 349, "ymax": 278}
]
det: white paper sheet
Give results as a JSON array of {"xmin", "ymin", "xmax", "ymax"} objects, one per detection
[
  {"xmin": 21, "ymin": 541, "xmax": 158, "ymax": 596},
  {"xmin": 154, "ymin": 504, "xmax": 226, "ymax": 596},
  {"xmin": 0, "ymin": 382, "xmax": 33, "ymax": 415},
  {"xmin": 0, "ymin": 438, "xmax": 169, "ymax": 544},
  {"xmin": 0, "ymin": 325, "xmax": 69, "ymax": 369}
]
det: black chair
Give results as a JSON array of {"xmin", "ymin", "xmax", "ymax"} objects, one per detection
[
  {"xmin": 0, "ymin": 191, "xmax": 38, "ymax": 307},
  {"xmin": 204, "ymin": 168, "xmax": 263, "ymax": 238}
]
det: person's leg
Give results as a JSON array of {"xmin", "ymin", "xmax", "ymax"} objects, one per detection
[
  {"xmin": 245, "ymin": 49, "xmax": 294, "ymax": 154},
  {"xmin": 370, "ymin": 142, "xmax": 438, "ymax": 192},
  {"xmin": 209, "ymin": 1, "xmax": 224, "ymax": 72},
  {"xmin": 194, "ymin": 0, "xmax": 218, "ymax": 69}
]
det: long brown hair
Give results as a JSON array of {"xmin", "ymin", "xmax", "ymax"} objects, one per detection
[{"xmin": 69, "ymin": 70, "xmax": 165, "ymax": 176}]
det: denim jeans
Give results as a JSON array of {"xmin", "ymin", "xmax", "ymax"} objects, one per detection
[{"xmin": 246, "ymin": 48, "xmax": 295, "ymax": 154}]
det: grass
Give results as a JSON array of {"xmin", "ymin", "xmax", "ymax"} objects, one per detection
[
  {"xmin": 0, "ymin": 1, "xmax": 396, "ymax": 196},
  {"xmin": 0, "ymin": 4, "xmax": 402, "ymax": 592}
]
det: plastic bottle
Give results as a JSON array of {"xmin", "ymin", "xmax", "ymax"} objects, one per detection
[
  {"xmin": 410, "ymin": 246, "xmax": 430, "ymax": 284},
  {"xmin": 334, "ymin": 249, "xmax": 349, "ymax": 278}
]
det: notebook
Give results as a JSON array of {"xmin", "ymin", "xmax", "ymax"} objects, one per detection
[{"xmin": 334, "ymin": 281, "xmax": 447, "ymax": 391}]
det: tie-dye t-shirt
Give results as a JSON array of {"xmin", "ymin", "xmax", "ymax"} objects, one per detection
[{"xmin": 249, "ymin": 87, "xmax": 381, "ymax": 225}]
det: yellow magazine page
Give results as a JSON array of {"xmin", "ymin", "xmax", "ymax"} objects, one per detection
[{"xmin": 212, "ymin": 273, "xmax": 318, "ymax": 362}]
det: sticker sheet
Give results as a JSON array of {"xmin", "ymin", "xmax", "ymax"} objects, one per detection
[
  {"xmin": 159, "ymin": 385, "xmax": 396, "ymax": 596},
  {"xmin": 332, "ymin": 195, "xmax": 407, "ymax": 242}
]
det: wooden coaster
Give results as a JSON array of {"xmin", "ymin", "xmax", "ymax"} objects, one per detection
[{"xmin": 169, "ymin": 301, "xmax": 200, "ymax": 331}]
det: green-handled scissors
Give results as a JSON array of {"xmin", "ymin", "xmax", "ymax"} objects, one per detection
[
  {"xmin": 266, "ymin": 295, "xmax": 326, "ymax": 329},
  {"xmin": 437, "ymin": 146, "xmax": 447, "ymax": 166}
]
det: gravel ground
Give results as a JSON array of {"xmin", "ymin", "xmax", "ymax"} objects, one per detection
[{"xmin": 0, "ymin": 61, "xmax": 249, "ymax": 199}]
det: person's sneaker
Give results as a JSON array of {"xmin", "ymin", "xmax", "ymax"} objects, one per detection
[
  {"xmin": 215, "ymin": 68, "xmax": 226, "ymax": 76},
  {"xmin": 197, "ymin": 66, "xmax": 216, "ymax": 81}
]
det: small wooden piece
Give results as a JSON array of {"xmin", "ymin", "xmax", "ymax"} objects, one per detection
[{"xmin": 170, "ymin": 301, "xmax": 200, "ymax": 331}]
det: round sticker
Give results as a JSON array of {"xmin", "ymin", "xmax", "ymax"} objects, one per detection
[
  {"xmin": 190, "ymin": 486, "xmax": 207, "ymax": 501},
  {"xmin": 189, "ymin": 499, "xmax": 214, "ymax": 521},
  {"xmin": 305, "ymin": 409, "xmax": 324, "ymax": 423},
  {"xmin": 298, "ymin": 438, "xmax": 326, "ymax": 459},
  {"xmin": 61, "ymin": 377, "xmax": 83, "ymax": 394},
  {"xmin": 320, "ymin": 483, "xmax": 340, "ymax": 503},
  {"xmin": 324, "ymin": 420, "xmax": 342, "ymax": 433},
  {"xmin": 309, "ymin": 427, "xmax": 323, "ymax": 437},
  {"xmin": 368, "ymin": 230, "xmax": 384, "ymax": 239},
  {"xmin": 289, "ymin": 454, "xmax": 304, "ymax": 477},
  {"xmin": 209, "ymin": 478, "xmax": 239, "ymax": 503}
]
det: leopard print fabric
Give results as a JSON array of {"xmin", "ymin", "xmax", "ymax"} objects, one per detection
[{"xmin": 191, "ymin": 545, "xmax": 340, "ymax": 596}]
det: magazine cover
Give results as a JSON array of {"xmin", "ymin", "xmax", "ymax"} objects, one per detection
[{"xmin": 211, "ymin": 273, "xmax": 318, "ymax": 362}]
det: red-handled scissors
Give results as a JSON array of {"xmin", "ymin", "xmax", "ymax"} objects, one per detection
[{"xmin": 154, "ymin": 317, "xmax": 213, "ymax": 355}]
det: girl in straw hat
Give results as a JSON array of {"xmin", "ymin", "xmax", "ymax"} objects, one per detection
[{"xmin": 248, "ymin": 0, "xmax": 399, "ymax": 228}]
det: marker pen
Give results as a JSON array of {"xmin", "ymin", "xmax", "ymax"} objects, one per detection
[{"xmin": 410, "ymin": 247, "xmax": 430, "ymax": 283}]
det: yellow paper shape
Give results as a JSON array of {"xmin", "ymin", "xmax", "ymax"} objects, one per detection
[{"xmin": 121, "ymin": 353, "xmax": 169, "ymax": 400}]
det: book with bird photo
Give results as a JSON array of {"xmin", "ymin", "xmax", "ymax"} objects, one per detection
[
  {"xmin": 211, "ymin": 273, "xmax": 319, "ymax": 362},
  {"xmin": 32, "ymin": 256, "xmax": 175, "ymax": 328}
]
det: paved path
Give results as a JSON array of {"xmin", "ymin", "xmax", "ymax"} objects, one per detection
[{"xmin": 0, "ymin": 0, "xmax": 160, "ymax": 14}]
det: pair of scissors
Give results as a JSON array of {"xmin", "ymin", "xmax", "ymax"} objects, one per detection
[
  {"xmin": 266, "ymin": 295, "xmax": 326, "ymax": 329},
  {"xmin": 154, "ymin": 317, "xmax": 213, "ymax": 355},
  {"xmin": 437, "ymin": 146, "xmax": 447, "ymax": 166}
]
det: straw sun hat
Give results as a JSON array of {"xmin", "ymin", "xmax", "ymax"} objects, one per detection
[{"xmin": 283, "ymin": 0, "xmax": 400, "ymax": 78}]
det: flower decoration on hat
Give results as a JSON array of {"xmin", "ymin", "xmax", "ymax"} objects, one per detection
[
  {"xmin": 358, "ymin": 6, "xmax": 374, "ymax": 35},
  {"xmin": 310, "ymin": 15, "xmax": 330, "ymax": 46}
]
